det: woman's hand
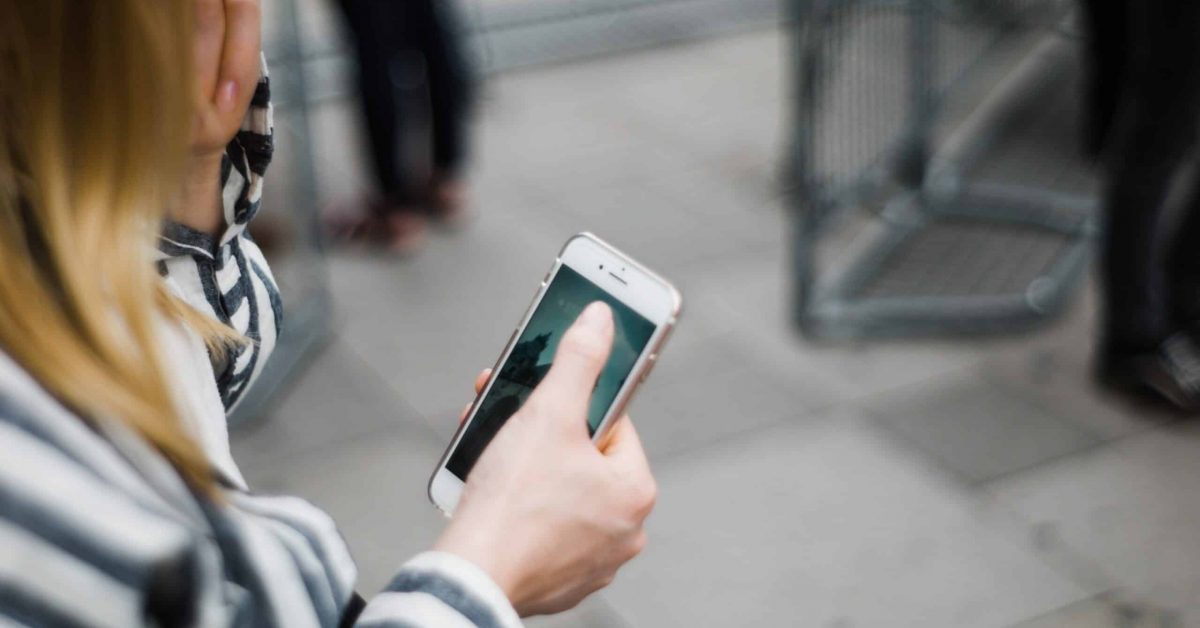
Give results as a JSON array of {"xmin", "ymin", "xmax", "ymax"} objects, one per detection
[
  {"xmin": 174, "ymin": 0, "xmax": 262, "ymax": 235},
  {"xmin": 435, "ymin": 302, "xmax": 658, "ymax": 617}
]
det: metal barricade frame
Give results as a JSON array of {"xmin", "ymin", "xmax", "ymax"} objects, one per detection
[{"xmin": 789, "ymin": 0, "xmax": 1097, "ymax": 339}]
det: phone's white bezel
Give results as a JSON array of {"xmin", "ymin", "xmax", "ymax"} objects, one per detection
[{"xmin": 428, "ymin": 233, "xmax": 681, "ymax": 516}]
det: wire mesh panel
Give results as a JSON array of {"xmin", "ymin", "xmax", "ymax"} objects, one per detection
[
  {"xmin": 802, "ymin": 3, "xmax": 912, "ymax": 203},
  {"xmin": 790, "ymin": 0, "xmax": 1096, "ymax": 338}
]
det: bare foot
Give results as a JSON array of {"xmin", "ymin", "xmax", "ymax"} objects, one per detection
[
  {"xmin": 324, "ymin": 197, "xmax": 427, "ymax": 256},
  {"xmin": 427, "ymin": 174, "xmax": 471, "ymax": 228},
  {"xmin": 384, "ymin": 210, "xmax": 428, "ymax": 255}
]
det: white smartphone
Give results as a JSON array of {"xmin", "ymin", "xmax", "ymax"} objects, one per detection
[{"xmin": 428, "ymin": 232, "xmax": 682, "ymax": 515}]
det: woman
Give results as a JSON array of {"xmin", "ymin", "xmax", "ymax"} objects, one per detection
[{"xmin": 0, "ymin": 2, "xmax": 656, "ymax": 626}]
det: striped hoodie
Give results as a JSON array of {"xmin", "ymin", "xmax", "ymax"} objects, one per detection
[{"xmin": 0, "ymin": 59, "xmax": 522, "ymax": 627}]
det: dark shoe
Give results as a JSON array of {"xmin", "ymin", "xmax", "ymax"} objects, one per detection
[{"xmin": 1097, "ymin": 333, "xmax": 1200, "ymax": 413}]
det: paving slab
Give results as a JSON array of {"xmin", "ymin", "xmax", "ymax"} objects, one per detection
[
  {"xmin": 604, "ymin": 413, "xmax": 1095, "ymax": 627},
  {"xmin": 681, "ymin": 253, "xmax": 992, "ymax": 404},
  {"xmin": 980, "ymin": 332, "xmax": 1174, "ymax": 444},
  {"xmin": 862, "ymin": 372, "xmax": 1105, "ymax": 486},
  {"xmin": 326, "ymin": 204, "xmax": 559, "ymax": 434},
  {"xmin": 516, "ymin": 173, "xmax": 775, "ymax": 282},
  {"xmin": 975, "ymin": 280, "xmax": 1177, "ymax": 442},
  {"xmin": 1012, "ymin": 597, "xmax": 1179, "ymax": 628},
  {"xmin": 231, "ymin": 338, "xmax": 438, "ymax": 476},
  {"xmin": 629, "ymin": 333, "xmax": 821, "ymax": 460},
  {"xmin": 308, "ymin": 99, "xmax": 375, "ymax": 208},
  {"xmin": 988, "ymin": 422, "xmax": 1200, "ymax": 624}
]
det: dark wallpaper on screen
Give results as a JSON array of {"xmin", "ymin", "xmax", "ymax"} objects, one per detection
[{"xmin": 446, "ymin": 265, "xmax": 657, "ymax": 480}]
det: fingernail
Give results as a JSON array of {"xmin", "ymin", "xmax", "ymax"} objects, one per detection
[
  {"xmin": 217, "ymin": 80, "xmax": 238, "ymax": 111},
  {"xmin": 578, "ymin": 301, "xmax": 611, "ymax": 331}
]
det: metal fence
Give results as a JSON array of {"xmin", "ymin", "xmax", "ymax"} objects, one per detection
[{"xmin": 789, "ymin": 0, "xmax": 1097, "ymax": 338}]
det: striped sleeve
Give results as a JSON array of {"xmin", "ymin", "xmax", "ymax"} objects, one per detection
[
  {"xmin": 0, "ymin": 421, "xmax": 205, "ymax": 627},
  {"xmin": 0, "ymin": 414, "xmax": 524, "ymax": 628},
  {"xmin": 226, "ymin": 492, "xmax": 359, "ymax": 624},
  {"xmin": 228, "ymin": 492, "xmax": 523, "ymax": 628},
  {"xmin": 356, "ymin": 553, "xmax": 523, "ymax": 628}
]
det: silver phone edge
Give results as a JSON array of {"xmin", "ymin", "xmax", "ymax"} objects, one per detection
[{"xmin": 427, "ymin": 232, "xmax": 683, "ymax": 515}]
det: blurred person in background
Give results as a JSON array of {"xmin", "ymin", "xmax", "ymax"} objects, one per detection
[
  {"xmin": 1082, "ymin": 0, "xmax": 1200, "ymax": 412},
  {"xmin": 328, "ymin": 0, "xmax": 476, "ymax": 253},
  {"xmin": 0, "ymin": 1, "xmax": 654, "ymax": 625}
]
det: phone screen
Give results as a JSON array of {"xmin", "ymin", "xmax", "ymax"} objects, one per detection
[{"xmin": 446, "ymin": 264, "xmax": 658, "ymax": 480}]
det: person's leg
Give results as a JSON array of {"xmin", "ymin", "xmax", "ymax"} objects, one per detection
[
  {"xmin": 1164, "ymin": 6, "xmax": 1200, "ymax": 329},
  {"xmin": 338, "ymin": 0, "xmax": 408, "ymax": 201},
  {"xmin": 420, "ymin": 0, "xmax": 476, "ymax": 219},
  {"xmin": 1079, "ymin": 0, "xmax": 1129, "ymax": 158},
  {"xmin": 333, "ymin": 0, "xmax": 427, "ymax": 251},
  {"xmin": 1099, "ymin": 0, "xmax": 1200, "ymax": 409},
  {"xmin": 1101, "ymin": 0, "xmax": 1200, "ymax": 354},
  {"xmin": 1101, "ymin": 158, "xmax": 1175, "ymax": 356},
  {"xmin": 1169, "ymin": 181, "xmax": 1200, "ymax": 327}
]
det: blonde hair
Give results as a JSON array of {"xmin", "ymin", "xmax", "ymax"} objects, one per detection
[{"xmin": 0, "ymin": 1, "xmax": 241, "ymax": 492}]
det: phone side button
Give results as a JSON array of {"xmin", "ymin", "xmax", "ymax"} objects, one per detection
[{"xmin": 640, "ymin": 353, "xmax": 658, "ymax": 383}]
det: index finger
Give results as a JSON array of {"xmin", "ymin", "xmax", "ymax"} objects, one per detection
[{"xmin": 474, "ymin": 368, "xmax": 492, "ymax": 395}]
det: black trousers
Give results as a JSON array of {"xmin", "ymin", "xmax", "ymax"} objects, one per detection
[
  {"xmin": 1082, "ymin": 0, "xmax": 1200, "ymax": 353},
  {"xmin": 337, "ymin": 0, "xmax": 475, "ymax": 202}
]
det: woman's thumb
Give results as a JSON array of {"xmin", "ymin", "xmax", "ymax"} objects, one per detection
[{"xmin": 526, "ymin": 301, "xmax": 614, "ymax": 426}]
